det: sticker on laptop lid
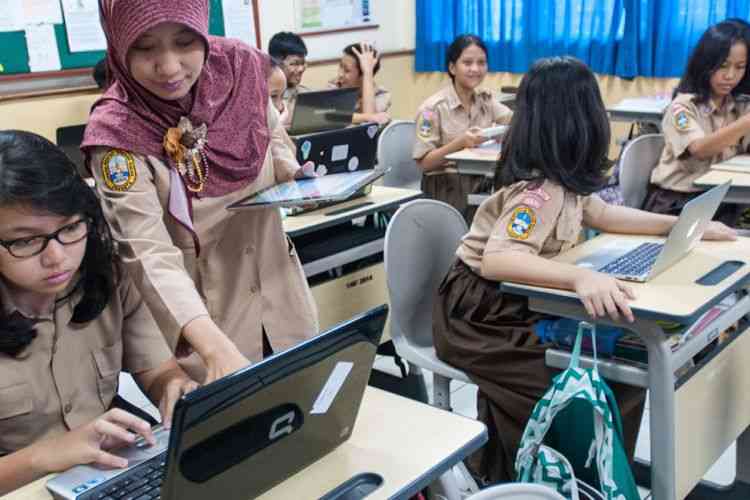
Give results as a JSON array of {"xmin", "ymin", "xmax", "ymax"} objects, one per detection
[
  {"xmin": 367, "ymin": 125, "xmax": 378, "ymax": 139},
  {"xmin": 300, "ymin": 140, "xmax": 312, "ymax": 160},
  {"xmin": 348, "ymin": 156, "xmax": 359, "ymax": 171},
  {"xmin": 311, "ymin": 361, "xmax": 353, "ymax": 415},
  {"xmin": 332, "ymin": 144, "xmax": 349, "ymax": 162}
]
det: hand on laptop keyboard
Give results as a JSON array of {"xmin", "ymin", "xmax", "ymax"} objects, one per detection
[
  {"xmin": 35, "ymin": 409, "xmax": 155, "ymax": 474},
  {"xmin": 573, "ymin": 270, "xmax": 636, "ymax": 323}
]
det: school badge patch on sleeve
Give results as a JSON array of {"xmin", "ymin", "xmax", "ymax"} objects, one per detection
[
  {"xmin": 417, "ymin": 111, "xmax": 434, "ymax": 138},
  {"xmin": 507, "ymin": 206, "xmax": 537, "ymax": 240},
  {"xmin": 101, "ymin": 150, "xmax": 137, "ymax": 191},
  {"xmin": 673, "ymin": 109, "xmax": 690, "ymax": 131}
]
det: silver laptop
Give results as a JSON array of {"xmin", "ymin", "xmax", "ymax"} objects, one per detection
[
  {"xmin": 288, "ymin": 88, "xmax": 358, "ymax": 136},
  {"xmin": 576, "ymin": 182, "xmax": 730, "ymax": 282},
  {"xmin": 46, "ymin": 305, "xmax": 388, "ymax": 500}
]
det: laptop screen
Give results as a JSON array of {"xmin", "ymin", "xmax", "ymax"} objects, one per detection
[
  {"xmin": 289, "ymin": 88, "xmax": 359, "ymax": 136},
  {"xmin": 161, "ymin": 305, "xmax": 387, "ymax": 500}
]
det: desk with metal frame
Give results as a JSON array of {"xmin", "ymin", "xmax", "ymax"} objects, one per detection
[
  {"xmin": 607, "ymin": 97, "xmax": 668, "ymax": 127},
  {"xmin": 444, "ymin": 147, "xmax": 499, "ymax": 206},
  {"xmin": 4, "ymin": 387, "xmax": 488, "ymax": 500},
  {"xmin": 502, "ymin": 234, "xmax": 750, "ymax": 500},
  {"xmin": 695, "ymin": 165, "xmax": 750, "ymax": 205}
]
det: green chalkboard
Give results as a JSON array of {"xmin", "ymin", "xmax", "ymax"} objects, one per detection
[{"xmin": 0, "ymin": 0, "xmax": 227, "ymax": 76}]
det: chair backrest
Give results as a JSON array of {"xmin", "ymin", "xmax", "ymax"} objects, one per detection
[
  {"xmin": 466, "ymin": 483, "xmax": 566, "ymax": 500},
  {"xmin": 618, "ymin": 133, "xmax": 664, "ymax": 208},
  {"xmin": 384, "ymin": 199, "xmax": 468, "ymax": 349},
  {"xmin": 377, "ymin": 120, "xmax": 422, "ymax": 189}
]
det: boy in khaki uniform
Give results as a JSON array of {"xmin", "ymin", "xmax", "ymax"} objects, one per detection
[
  {"xmin": 412, "ymin": 35, "xmax": 512, "ymax": 224},
  {"xmin": 0, "ymin": 131, "xmax": 196, "ymax": 494},
  {"xmin": 269, "ymin": 32, "xmax": 311, "ymax": 129},
  {"xmin": 644, "ymin": 20, "xmax": 750, "ymax": 225}
]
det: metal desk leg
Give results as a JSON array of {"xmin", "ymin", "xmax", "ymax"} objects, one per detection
[{"xmin": 639, "ymin": 319, "xmax": 677, "ymax": 500}]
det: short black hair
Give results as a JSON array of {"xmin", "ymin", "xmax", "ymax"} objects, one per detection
[
  {"xmin": 268, "ymin": 31, "xmax": 308, "ymax": 60},
  {"xmin": 342, "ymin": 43, "xmax": 381, "ymax": 76},
  {"xmin": 446, "ymin": 34, "xmax": 488, "ymax": 82},
  {"xmin": 495, "ymin": 56, "xmax": 610, "ymax": 195},
  {"xmin": 269, "ymin": 55, "xmax": 283, "ymax": 70},
  {"xmin": 0, "ymin": 130, "xmax": 119, "ymax": 355},
  {"xmin": 676, "ymin": 19, "xmax": 750, "ymax": 104},
  {"xmin": 93, "ymin": 58, "xmax": 107, "ymax": 89}
]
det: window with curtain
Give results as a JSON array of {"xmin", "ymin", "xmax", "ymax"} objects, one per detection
[{"xmin": 416, "ymin": 0, "xmax": 750, "ymax": 78}]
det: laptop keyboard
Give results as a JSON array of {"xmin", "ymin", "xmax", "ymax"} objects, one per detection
[
  {"xmin": 598, "ymin": 242, "xmax": 663, "ymax": 277},
  {"xmin": 79, "ymin": 452, "xmax": 166, "ymax": 500}
]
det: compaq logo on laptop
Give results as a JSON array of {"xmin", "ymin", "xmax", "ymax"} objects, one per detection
[{"xmin": 180, "ymin": 403, "xmax": 304, "ymax": 483}]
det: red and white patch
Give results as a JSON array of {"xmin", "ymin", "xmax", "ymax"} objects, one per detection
[
  {"xmin": 522, "ymin": 196, "xmax": 543, "ymax": 209},
  {"xmin": 524, "ymin": 186, "xmax": 552, "ymax": 202}
]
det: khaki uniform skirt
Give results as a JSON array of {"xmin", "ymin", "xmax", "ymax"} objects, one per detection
[
  {"xmin": 642, "ymin": 185, "xmax": 740, "ymax": 226},
  {"xmin": 433, "ymin": 260, "xmax": 646, "ymax": 483}
]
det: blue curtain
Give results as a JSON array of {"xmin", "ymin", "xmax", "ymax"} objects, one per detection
[
  {"xmin": 415, "ymin": 0, "xmax": 750, "ymax": 78},
  {"xmin": 620, "ymin": 0, "xmax": 750, "ymax": 78}
]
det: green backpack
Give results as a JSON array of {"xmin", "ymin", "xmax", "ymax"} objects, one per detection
[{"xmin": 515, "ymin": 322, "xmax": 640, "ymax": 500}]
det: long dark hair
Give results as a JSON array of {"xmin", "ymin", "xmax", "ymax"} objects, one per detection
[
  {"xmin": 0, "ymin": 130, "xmax": 118, "ymax": 356},
  {"xmin": 446, "ymin": 34, "xmax": 488, "ymax": 82},
  {"xmin": 676, "ymin": 19, "xmax": 750, "ymax": 104},
  {"xmin": 495, "ymin": 56, "xmax": 610, "ymax": 195}
]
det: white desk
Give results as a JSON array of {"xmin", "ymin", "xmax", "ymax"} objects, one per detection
[
  {"xmin": 445, "ymin": 146, "xmax": 500, "ymax": 178},
  {"xmin": 503, "ymin": 234, "xmax": 750, "ymax": 500},
  {"xmin": 5, "ymin": 388, "xmax": 487, "ymax": 500},
  {"xmin": 607, "ymin": 96, "xmax": 669, "ymax": 127},
  {"xmin": 695, "ymin": 168, "xmax": 750, "ymax": 205}
]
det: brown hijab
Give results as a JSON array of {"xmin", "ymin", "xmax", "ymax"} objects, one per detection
[{"xmin": 82, "ymin": 0, "xmax": 270, "ymax": 198}]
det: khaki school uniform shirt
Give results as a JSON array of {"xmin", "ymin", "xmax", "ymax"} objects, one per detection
[
  {"xmin": 282, "ymin": 83, "xmax": 310, "ymax": 128},
  {"xmin": 0, "ymin": 275, "xmax": 172, "ymax": 456},
  {"xmin": 412, "ymin": 85, "xmax": 513, "ymax": 173},
  {"xmin": 89, "ymin": 102, "xmax": 318, "ymax": 382},
  {"xmin": 652, "ymin": 92, "xmax": 750, "ymax": 192},
  {"xmin": 457, "ymin": 179, "xmax": 606, "ymax": 275}
]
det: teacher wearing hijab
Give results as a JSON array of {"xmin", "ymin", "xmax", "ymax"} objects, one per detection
[{"xmin": 83, "ymin": 0, "xmax": 318, "ymax": 384}]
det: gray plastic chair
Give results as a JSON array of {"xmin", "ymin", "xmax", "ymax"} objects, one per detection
[
  {"xmin": 619, "ymin": 133, "xmax": 664, "ymax": 208},
  {"xmin": 384, "ymin": 199, "xmax": 472, "ymax": 410},
  {"xmin": 465, "ymin": 483, "xmax": 566, "ymax": 499},
  {"xmin": 377, "ymin": 120, "xmax": 423, "ymax": 189},
  {"xmin": 384, "ymin": 199, "xmax": 476, "ymax": 500}
]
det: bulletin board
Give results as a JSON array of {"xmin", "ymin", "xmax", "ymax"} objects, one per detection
[
  {"xmin": 295, "ymin": 0, "xmax": 376, "ymax": 36},
  {"xmin": 0, "ymin": 0, "xmax": 260, "ymax": 80}
]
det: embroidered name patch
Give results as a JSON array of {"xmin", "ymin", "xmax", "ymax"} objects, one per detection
[
  {"xmin": 507, "ymin": 206, "xmax": 537, "ymax": 240},
  {"xmin": 673, "ymin": 109, "xmax": 690, "ymax": 131},
  {"xmin": 417, "ymin": 110, "xmax": 434, "ymax": 138},
  {"xmin": 101, "ymin": 150, "xmax": 136, "ymax": 191}
]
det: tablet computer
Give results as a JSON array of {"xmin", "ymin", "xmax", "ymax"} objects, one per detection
[{"xmin": 226, "ymin": 169, "xmax": 387, "ymax": 210}]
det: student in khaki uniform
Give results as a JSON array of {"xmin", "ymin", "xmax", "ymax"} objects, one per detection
[
  {"xmin": 82, "ymin": 0, "xmax": 319, "ymax": 385},
  {"xmin": 0, "ymin": 131, "xmax": 197, "ymax": 494},
  {"xmin": 432, "ymin": 57, "xmax": 737, "ymax": 484},
  {"xmin": 330, "ymin": 42, "xmax": 392, "ymax": 125},
  {"xmin": 413, "ymin": 35, "xmax": 513, "ymax": 224},
  {"xmin": 644, "ymin": 20, "xmax": 750, "ymax": 225},
  {"xmin": 269, "ymin": 32, "xmax": 311, "ymax": 129}
]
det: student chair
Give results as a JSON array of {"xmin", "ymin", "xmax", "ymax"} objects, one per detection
[
  {"xmin": 384, "ymin": 199, "xmax": 477, "ymax": 500},
  {"xmin": 618, "ymin": 133, "xmax": 664, "ymax": 209},
  {"xmin": 384, "ymin": 199, "xmax": 472, "ymax": 410},
  {"xmin": 465, "ymin": 483, "xmax": 566, "ymax": 499},
  {"xmin": 377, "ymin": 120, "xmax": 423, "ymax": 190}
]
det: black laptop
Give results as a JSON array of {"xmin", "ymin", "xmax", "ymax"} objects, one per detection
[
  {"xmin": 293, "ymin": 122, "xmax": 381, "ymax": 175},
  {"xmin": 46, "ymin": 305, "xmax": 388, "ymax": 500},
  {"xmin": 288, "ymin": 88, "xmax": 359, "ymax": 136},
  {"xmin": 56, "ymin": 124, "xmax": 87, "ymax": 177}
]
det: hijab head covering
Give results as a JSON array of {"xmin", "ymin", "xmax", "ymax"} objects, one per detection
[{"xmin": 82, "ymin": 0, "xmax": 271, "ymax": 199}]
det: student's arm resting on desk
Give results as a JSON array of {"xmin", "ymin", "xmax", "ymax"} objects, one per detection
[
  {"xmin": 89, "ymin": 148, "xmax": 248, "ymax": 383},
  {"xmin": 586, "ymin": 200, "xmax": 737, "ymax": 240},
  {"xmin": 479, "ymin": 192, "xmax": 636, "ymax": 322}
]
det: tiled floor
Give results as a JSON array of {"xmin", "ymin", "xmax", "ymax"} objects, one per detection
[{"xmin": 119, "ymin": 358, "xmax": 740, "ymax": 499}]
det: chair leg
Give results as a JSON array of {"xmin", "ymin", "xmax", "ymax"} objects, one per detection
[
  {"xmin": 428, "ymin": 462, "xmax": 480, "ymax": 500},
  {"xmin": 433, "ymin": 373, "xmax": 452, "ymax": 411}
]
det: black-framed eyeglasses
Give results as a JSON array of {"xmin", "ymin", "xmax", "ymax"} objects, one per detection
[{"xmin": 0, "ymin": 219, "xmax": 90, "ymax": 258}]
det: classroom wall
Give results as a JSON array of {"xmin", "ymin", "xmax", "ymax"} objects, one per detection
[{"xmin": 0, "ymin": 0, "xmax": 678, "ymax": 155}]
